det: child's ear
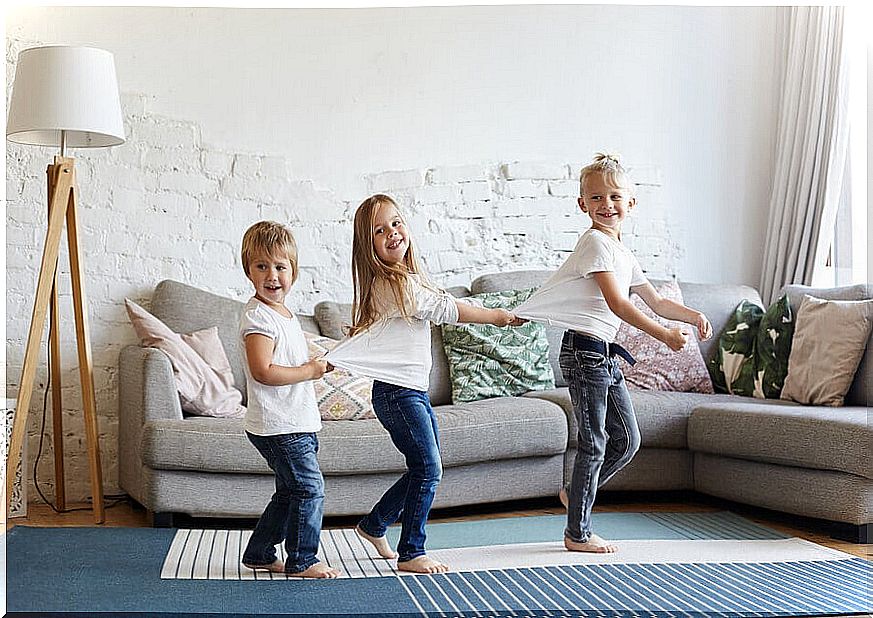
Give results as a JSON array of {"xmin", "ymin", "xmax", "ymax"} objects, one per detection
[
  {"xmin": 628, "ymin": 197, "xmax": 636, "ymax": 210},
  {"xmin": 577, "ymin": 197, "xmax": 587, "ymax": 213}
]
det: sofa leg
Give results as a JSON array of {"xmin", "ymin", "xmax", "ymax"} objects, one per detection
[
  {"xmin": 829, "ymin": 522, "xmax": 870, "ymax": 544},
  {"xmin": 152, "ymin": 512, "xmax": 177, "ymax": 528}
]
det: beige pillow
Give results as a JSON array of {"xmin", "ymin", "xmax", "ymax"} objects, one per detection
[
  {"xmin": 780, "ymin": 295, "xmax": 873, "ymax": 406},
  {"xmin": 125, "ymin": 299, "xmax": 245, "ymax": 418}
]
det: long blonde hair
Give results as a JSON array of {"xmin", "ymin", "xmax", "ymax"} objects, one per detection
[
  {"xmin": 349, "ymin": 194, "xmax": 429, "ymax": 336},
  {"xmin": 579, "ymin": 152, "xmax": 633, "ymax": 195}
]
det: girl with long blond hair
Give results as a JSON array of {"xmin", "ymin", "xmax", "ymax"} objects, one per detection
[{"xmin": 326, "ymin": 194, "xmax": 523, "ymax": 573}]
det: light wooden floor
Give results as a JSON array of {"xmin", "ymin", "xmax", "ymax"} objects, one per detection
[{"xmin": 7, "ymin": 494, "xmax": 870, "ymax": 559}]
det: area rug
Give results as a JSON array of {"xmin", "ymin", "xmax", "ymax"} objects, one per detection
[{"xmin": 6, "ymin": 511, "xmax": 872, "ymax": 617}]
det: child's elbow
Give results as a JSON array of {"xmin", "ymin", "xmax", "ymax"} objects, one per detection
[{"xmin": 249, "ymin": 365, "xmax": 273, "ymax": 385}]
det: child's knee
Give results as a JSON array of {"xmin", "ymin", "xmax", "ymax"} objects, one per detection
[
  {"xmin": 293, "ymin": 475, "xmax": 324, "ymax": 500},
  {"xmin": 412, "ymin": 459, "xmax": 442, "ymax": 485}
]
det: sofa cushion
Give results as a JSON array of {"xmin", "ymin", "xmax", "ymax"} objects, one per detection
[
  {"xmin": 142, "ymin": 396, "xmax": 567, "ymax": 475},
  {"xmin": 753, "ymin": 293, "xmax": 795, "ymax": 399},
  {"xmin": 524, "ymin": 388, "xmax": 761, "ymax": 449},
  {"xmin": 781, "ymin": 295, "xmax": 873, "ymax": 407},
  {"xmin": 441, "ymin": 287, "xmax": 554, "ymax": 403},
  {"xmin": 614, "ymin": 280, "xmax": 713, "ymax": 393},
  {"xmin": 781, "ymin": 292, "xmax": 872, "ymax": 407},
  {"xmin": 709, "ymin": 300, "xmax": 764, "ymax": 396},
  {"xmin": 472, "ymin": 270, "xmax": 566, "ymax": 387},
  {"xmin": 688, "ymin": 402, "xmax": 872, "ymax": 479},
  {"xmin": 125, "ymin": 299, "xmax": 245, "ymax": 419},
  {"xmin": 781, "ymin": 283, "xmax": 872, "ymax": 408}
]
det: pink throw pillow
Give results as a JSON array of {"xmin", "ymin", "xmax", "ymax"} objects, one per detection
[
  {"xmin": 613, "ymin": 280, "xmax": 714, "ymax": 393},
  {"xmin": 305, "ymin": 332, "xmax": 376, "ymax": 421},
  {"xmin": 125, "ymin": 299, "xmax": 245, "ymax": 418}
]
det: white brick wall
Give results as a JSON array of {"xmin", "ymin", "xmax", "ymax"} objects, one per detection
[{"xmin": 5, "ymin": 49, "xmax": 680, "ymax": 505}]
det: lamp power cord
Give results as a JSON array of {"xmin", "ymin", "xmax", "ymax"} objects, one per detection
[{"xmin": 31, "ymin": 334, "xmax": 128, "ymax": 514}]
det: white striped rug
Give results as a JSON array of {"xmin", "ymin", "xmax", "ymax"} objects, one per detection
[
  {"xmin": 160, "ymin": 527, "xmax": 853, "ymax": 581},
  {"xmin": 161, "ymin": 528, "xmax": 398, "ymax": 580}
]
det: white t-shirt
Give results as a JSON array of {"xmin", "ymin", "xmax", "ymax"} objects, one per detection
[
  {"xmin": 239, "ymin": 297, "xmax": 321, "ymax": 436},
  {"xmin": 324, "ymin": 274, "xmax": 461, "ymax": 391},
  {"xmin": 515, "ymin": 228, "xmax": 648, "ymax": 342}
]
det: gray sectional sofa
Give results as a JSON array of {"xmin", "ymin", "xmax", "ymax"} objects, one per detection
[{"xmin": 118, "ymin": 273, "xmax": 871, "ymax": 539}]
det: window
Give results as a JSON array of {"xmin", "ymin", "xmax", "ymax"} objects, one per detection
[{"xmin": 813, "ymin": 7, "xmax": 867, "ymax": 287}]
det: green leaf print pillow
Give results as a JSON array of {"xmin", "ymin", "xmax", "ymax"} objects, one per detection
[
  {"xmin": 753, "ymin": 294, "xmax": 795, "ymax": 399},
  {"xmin": 709, "ymin": 300, "xmax": 764, "ymax": 396},
  {"xmin": 441, "ymin": 287, "xmax": 555, "ymax": 404}
]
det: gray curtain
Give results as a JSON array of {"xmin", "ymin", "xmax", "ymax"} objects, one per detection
[{"xmin": 760, "ymin": 6, "xmax": 849, "ymax": 304}]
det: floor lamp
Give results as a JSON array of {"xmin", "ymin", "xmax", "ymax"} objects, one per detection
[{"xmin": 6, "ymin": 46, "xmax": 126, "ymax": 524}]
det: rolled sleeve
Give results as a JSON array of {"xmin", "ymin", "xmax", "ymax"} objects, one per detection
[{"xmin": 410, "ymin": 277, "xmax": 460, "ymax": 325}]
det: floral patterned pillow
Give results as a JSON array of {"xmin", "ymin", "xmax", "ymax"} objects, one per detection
[
  {"xmin": 304, "ymin": 332, "xmax": 375, "ymax": 421},
  {"xmin": 614, "ymin": 280, "xmax": 714, "ymax": 393}
]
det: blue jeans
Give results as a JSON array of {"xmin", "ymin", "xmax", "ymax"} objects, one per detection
[
  {"xmin": 559, "ymin": 332, "xmax": 641, "ymax": 543},
  {"xmin": 242, "ymin": 431, "xmax": 324, "ymax": 573},
  {"xmin": 358, "ymin": 380, "xmax": 442, "ymax": 562}
]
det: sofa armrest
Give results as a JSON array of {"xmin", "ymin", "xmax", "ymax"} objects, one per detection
[
  {"xmin": 118, "ymin": 345, "xmax": 183, "ymax": 504},
  {"xmin": 119, "ymin": 345, "xmax": 184, "ymax": 423}
]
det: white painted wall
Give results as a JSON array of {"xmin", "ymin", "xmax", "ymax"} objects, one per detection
[
  {"xmin": 6, "ymin": 5, "xmax": 783, "ymax": 501},
  {"xmin": 8, "ymin": 4, "xmax": 781, "ymax": 284}
]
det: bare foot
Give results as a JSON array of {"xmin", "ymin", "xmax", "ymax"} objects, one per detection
[
  {"xmin": 293, "ymin": 562, "xmax": 341, "ymax": 579},
  {"xmin": 564, "ymin": 534, "xmax": 617, "ymax": 554},
  {"xmin": 355, "ymin": 525, "xmax": 398, "ymax": 559},
  {"xmin": 398, "ymin": 555, "xmax": 449, "ymax": 574},
  {"xmin": 243, "ymin": 559, "xmax": 285, "ymax": 573},
  {"xmin": 559, "ymin": 487, "xmax": 569, "ymax": 510}
]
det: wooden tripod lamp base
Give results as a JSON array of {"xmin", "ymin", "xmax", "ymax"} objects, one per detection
[
  {"xmin": 6, "ymin": 45, "xmax": 126, "ymax": 525},
  {"xmin": 6, "ymin": 157, "xmax": 105, "ymax": 524}
]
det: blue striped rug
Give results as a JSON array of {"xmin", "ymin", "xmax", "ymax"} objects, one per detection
[
  {"xmin": 396, "ymin": 559, "xmax": 871, "ymax": 616},
  {"xmin": 6, "ymin": 512, "xmax": 871, "ymax": 617}
]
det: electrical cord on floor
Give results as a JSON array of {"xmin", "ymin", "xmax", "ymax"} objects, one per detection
[{"xmin": 31, "ymin": 334, "xmax": 129, "ymax": 513}]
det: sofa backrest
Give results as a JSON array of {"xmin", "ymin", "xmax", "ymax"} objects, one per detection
[
  {"xmin": 150, "ymin": 280, "xmax": 321, "ymax": 401},
  {"xmin": 471, "ymin": 270, "xmax": 763, "ymax": 387},
  {"xmin": 780, "ymin": 283, "xmax": 872, "ymax": 407}
]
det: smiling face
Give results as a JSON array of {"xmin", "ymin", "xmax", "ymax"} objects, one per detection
[
  {"xmin": 246, "ymin": 250, "xmax": 294, "ymax": 307},
  {"xmin": 578, "ymin": 173, "xmax": 635, "ymax": 239},
  {"xmin": 372, "ymin": 201, "xmax": 409, "ymax": 265}
]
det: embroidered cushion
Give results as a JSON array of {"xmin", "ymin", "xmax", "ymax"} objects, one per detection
[
  {"xmin": 753, "ymin": 294, "xmax": 795, "ymax": 399},
  {"xmin": 709, "ymin": 299, "xmax": 764, "ymax": 396},
  {"xmin": 304, "ymin": 332, "xmax": 375, "ymax": 421},
  {"xmin": 441, "ymin": 287, "xmax": 555, "ymax": 404},
  {"xmin": 614, "ymin": 280, "xmax": 714, "ymax": 393}
]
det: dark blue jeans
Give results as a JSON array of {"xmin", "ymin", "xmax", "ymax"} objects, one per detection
[
  {"xmin": 242, "ymin": 431, "xmax": 324, "ymax": 573},
  {"xmin": 358, "ymin": 380, "xmax": 442, "ymax": 562},
  {"xmin": 559, "ymin": 332, "xmax": 641, "ymax": 543}
]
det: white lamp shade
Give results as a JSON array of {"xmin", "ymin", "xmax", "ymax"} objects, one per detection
[{"xmin": 7, "ymin": 45, "xmax": 125, "ymax": 148}]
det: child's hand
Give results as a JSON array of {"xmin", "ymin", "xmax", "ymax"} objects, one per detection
[
  {"xmin": 491, "ymin": 308, "xmax": 525, "ymax": 327},
  {"xmin": 306, "ymin": 358, "xmax": 329, "ymax": 380},
  {"xmin": 695, "ymin": 313, "xmax": 713, "ymax": 341},
  {"xmin": 663, "ymin": 327, "xmax": 689, "ymax": 351}
]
